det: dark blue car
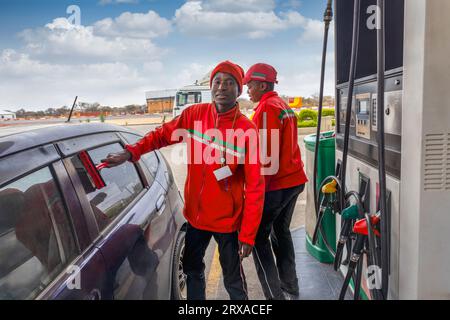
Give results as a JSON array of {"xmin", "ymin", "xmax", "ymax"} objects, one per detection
[{"xmin": 0, "ymin": 123, "xmax": 187, "ymax": 300}]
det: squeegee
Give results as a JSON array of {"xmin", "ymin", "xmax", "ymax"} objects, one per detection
[{"xmin": 78, "ymin": 150, "xmax": 109, "ymax": 189}]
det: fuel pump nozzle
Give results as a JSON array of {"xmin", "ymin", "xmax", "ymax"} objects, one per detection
[
  {"xmin": 339, "ymin": 233, "xmax": 365, "ymax": 300},
  {"xmin": 339, "ymin": 212, "xmax": 384, "ymax": 300},
  {"xmin": 354, "ymin": 214, "xmax": 381, "ymax": 237},
  {"xmin": 334, "ymin": 204, "xmax": 360, "ymax": 271},
  {"xmin": 312, "ymin": 179, "xmax": 339, "ymax": 246}
]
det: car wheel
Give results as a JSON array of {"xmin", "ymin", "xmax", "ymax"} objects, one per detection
[{"xmin": 171, "ymin": 229, "xmax": 187, "ymax": 300}]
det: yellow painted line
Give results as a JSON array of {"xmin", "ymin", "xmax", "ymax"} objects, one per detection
[{"xmin": 206, "ymin": 246, "xmax": 222, "ymax": 299}]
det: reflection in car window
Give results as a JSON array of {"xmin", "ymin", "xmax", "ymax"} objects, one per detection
[
  {"xmin": 71, "ymin": 143, "xmax": 144, "ymax": 231},
  {"xmin": 0, "ymin": 167, "xmax": 77, "ymax": 300}
]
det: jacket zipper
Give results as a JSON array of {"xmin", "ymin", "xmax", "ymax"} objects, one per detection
[
  {"xmin": 198, "ymin": 116, "xmax": 217, "ymax": 224},
  {"xmin": 197, "ymin": 164, "xmax": 206, "ymax": 224}
]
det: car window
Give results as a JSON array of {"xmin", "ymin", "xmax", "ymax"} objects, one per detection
[
  {"xmin": 70, "ymin": 143, "xmax": 144, "ymax": 232},
  {"xmin": 0, "ymin": 167, "xmax": 78, "ymax": 300},
  {"xmin": 122, "ymin": 133, "xmax": 159, "ymax": 178}
]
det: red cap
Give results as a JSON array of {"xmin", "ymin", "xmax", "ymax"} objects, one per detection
[
  {"xmin": 243, "ymin": 63, "xmax": 278, "ymax": 85},
  {"xmin": 210, "ymin": 60, "xmax": 245, "ymax": 94}
]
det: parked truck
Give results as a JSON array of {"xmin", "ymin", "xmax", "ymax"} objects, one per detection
[{"xmin": 172, "ymin": 85, "xmax": 211, "ymax": 118}]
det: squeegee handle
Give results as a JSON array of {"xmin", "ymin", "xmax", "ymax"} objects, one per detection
[{"xmin": 96, "ymin": 162, "xmax": 109, "ymax": 171}]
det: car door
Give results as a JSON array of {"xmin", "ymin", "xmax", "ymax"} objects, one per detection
[
  {"xmin": 120, "ymin": 132, "xmax": 180, "ymax": 300},
  {"xmin": 0, "ymin": 145, "xmax": 107, "ymax": 300},
  {"xmin": 40, "ymin": 160, "xmax": 109, "ymax": 300},
  {"xmin": 62, "ymin": 135, "xmax": 169, "ymax": 300}
]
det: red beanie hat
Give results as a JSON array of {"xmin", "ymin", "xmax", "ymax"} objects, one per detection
[{"xmin": 210, "ymin": 60, "xmax": 245, "ymax": 94}]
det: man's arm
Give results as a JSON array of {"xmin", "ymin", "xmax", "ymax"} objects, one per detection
[
  {"xmin": 102, "ymin": 112, "xmax": 188, "ymax": 167},
  {"xmin": 253, "ymin": 105, "xmax": 282, "ymax": 187},
  {"xmin": 238, "ymin": 131, "xmax": 265, "ymax": 255}
]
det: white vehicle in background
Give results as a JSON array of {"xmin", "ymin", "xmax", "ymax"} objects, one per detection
[{"xmin": 173, "ymin": 85, "xmax": 211, "ymax": 118}]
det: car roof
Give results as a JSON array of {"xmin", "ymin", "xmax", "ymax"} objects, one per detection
[{"xmin": 0, "ymin": 123, "xmax": 140, "ymax": 159}]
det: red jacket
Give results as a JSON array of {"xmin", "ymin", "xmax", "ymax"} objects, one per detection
[
  {"xmin": 125, "ymin": 103, "xmax": 264, "ymax": 246},
  {"xmin": 252, "ymin": 91, "xmax": 308, "ymax": 192}
]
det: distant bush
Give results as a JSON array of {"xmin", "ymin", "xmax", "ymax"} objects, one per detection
[
  {"xmin": 298, "ymin": 120, "xmax": 318, "ymax": 128},
  {"xmin": 298, "ymin": 109, "xmax": 318, "ymax": 122},
  {"xmin": 295, "ymin": 108, "xmax": 335, "ymax": 128},
  {"xmin": 321, "ymin": 108, "xmax": 335, "ymax": 117}
]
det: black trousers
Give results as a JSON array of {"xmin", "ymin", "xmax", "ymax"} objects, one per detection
[
  {"xmin": 182, "ymin": 223, "xmax": 248, "ymax": 300},
  {"xmin": 253, "ymin": 184, "xmax": 305, "ymax": 299}
]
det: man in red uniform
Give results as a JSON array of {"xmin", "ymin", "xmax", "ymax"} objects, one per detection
[
  {"xmin": 101, "ymin": 61, "xmax": 264, "ymax": 300},
  {"xmin": 244, "ymin": 63, "xmax": 308, "ymax": 300}
]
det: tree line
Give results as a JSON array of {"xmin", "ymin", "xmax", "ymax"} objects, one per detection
[
  {"xmin": 14, "ymin": 95, "xmax": 335, "ymax": 119},
  {"xmin": 15, "ymin": 104, "xmax": 147, "ymax": 119}
]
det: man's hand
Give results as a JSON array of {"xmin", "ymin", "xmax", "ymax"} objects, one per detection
[
  {"xmin": 101, "ymin": 150, "xmax": 132, "ymax": 168},
  {"xmin": 239, "ymin": 242, "xmax": 253, "ymax": 260}
]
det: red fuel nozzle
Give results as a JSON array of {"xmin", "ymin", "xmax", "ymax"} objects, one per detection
[
  {"xmin": 353, "ymin": 215, "xmax": 381, "ymax": 237},
  {"xmin": 79, "ymin": 150, "xmax": 106, "ymax": 190}
]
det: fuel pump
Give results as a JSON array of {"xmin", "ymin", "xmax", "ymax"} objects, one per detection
[
  {"xmin": 311, "ymin": 0, "xmax": 397, "ymax": 300},
  {"xmin": 340, "ymin": 0, "xmax": 450, "ymax": 300},
  {"xmin": 311, "ymin": 0, "xmax": 450, "ymax": 300}
]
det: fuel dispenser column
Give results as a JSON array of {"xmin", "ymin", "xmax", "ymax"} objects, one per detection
[{"xmin": 304, "ymin": 131, "xmax": 336, "ymax": 263}]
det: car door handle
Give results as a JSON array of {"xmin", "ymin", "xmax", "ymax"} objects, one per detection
[{"xmin": 156, "ymin": 194, "xmax": 166, "ymax": 216}]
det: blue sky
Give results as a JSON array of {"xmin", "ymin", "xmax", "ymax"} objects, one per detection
[{"xmin": 0, "ymin": 0, "xmax": 335, "ymax": 111}]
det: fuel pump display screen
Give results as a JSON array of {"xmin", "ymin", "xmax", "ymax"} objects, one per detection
[
  {"xmin": 359, "ymin": 100, "xmax": 368, "ymax": 114},
  {"xmin": 355, "ymin": 95, "xmax": 371, "ymax": 140}
]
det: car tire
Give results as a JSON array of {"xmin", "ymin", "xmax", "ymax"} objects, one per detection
[{"xmin": 171, "ymin": 229, "xmax": 187, "ymax": 300}]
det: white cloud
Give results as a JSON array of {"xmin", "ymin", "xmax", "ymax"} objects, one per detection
[
  {"xmin": 279, "ymin": 71, "xmax": 335, "ymax": 98},
  {"xmin": 176, "ymin": 1, "xmax": 286, "ymax": 39},
  {"xmin": 1, "ymin": 1, "xmax": 333, "ymax": 111},
  {"xmin": 1, "ymin": 9, "xmax": 186, "ymax": 110},
  {"xmin": 173, "ymin": 62, "xmax": 213, "ymax": 85},
  {"xmin": 0, "ymin": 49, "xmax": 212, "ymax": 110},
  {"xmin": 280, "ymin": 11, "xmax": 307, "ymax": 28},
  {"xmin": 276, "ymin": 54, "xmax": 335, "ymax": 98},
  {"xmin": 19, "ymin": 18, "xmax": 164, "ymax": 64},
  {"xmin": 280, "ymin": 11, "xmax": 334, "ymax": 43},
  {"xmin": 300, "ymin": 19, "xmax": 323, "ymax": 41},
  {"xmin": 142, "ymin": 61, "xmax": 164, "ymax": 74},
  {"xmin": 175, "ymin": 1, "xmax": 322, "ymax": 40},
  {"xmin": 0, "ymin": 49, "xmax": 144, "ymax": 108},
  {"xmin": 301, "ymin": 20, "xmax": 334, "ymax": 42},
  {"xmin": 93, "ymin": 11, "xmax": 172, "ymax": 39}
]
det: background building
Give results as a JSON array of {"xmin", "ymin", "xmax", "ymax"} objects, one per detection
[
  {"xmin": 0, "ymin": 110, "xmax": 16, "ymax": 120},
  {"xmin": 145, "ymin": 89, "xmax": 177, "ymax": 114},
  {"xmin": 145, "ymin": 71, "xmax": 212, "ymax": 114}
]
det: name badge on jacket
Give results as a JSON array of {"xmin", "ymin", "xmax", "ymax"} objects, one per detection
[{"xmin": 213, "ymin": 166, "xmax": 233, "ymax": 181}]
